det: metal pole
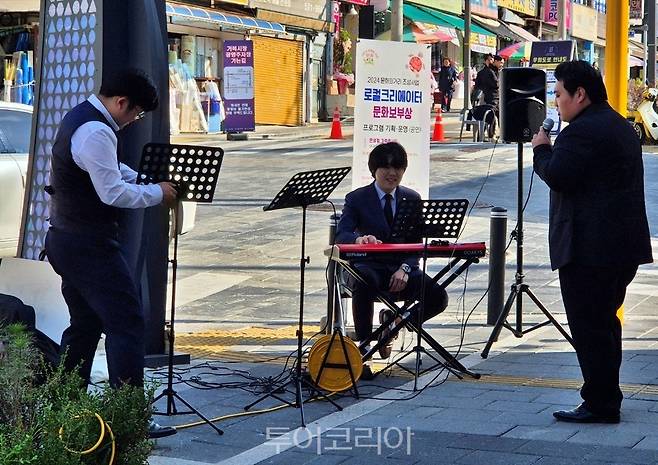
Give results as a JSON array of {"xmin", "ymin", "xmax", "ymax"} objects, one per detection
[
  {"xmin": 646, "ymin": 0, "xmax": 656, "ymax": 84},
  {"xmin": 463, "ymin": 0, "xmax": 471, "ymax": 110},
  {"xmin": 391, "ymin": 0, "xmax": 403, "ymax": 42},
  {"xmin": 487, "ymin": 207, "xmax": 507, "ymax": 325},
  {"xmin": 605, "ymin": 0, "xmax": 629, "ymax": 114}
]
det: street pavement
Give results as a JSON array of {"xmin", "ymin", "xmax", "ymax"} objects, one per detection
[{"xmin": 146, "ymin": 126, "xmax": 658, "ymax": 465}]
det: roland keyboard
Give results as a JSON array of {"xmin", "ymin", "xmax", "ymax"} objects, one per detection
[{"xmin": 325, "ymin": 242, "xmax": 486, "ymax": 261}]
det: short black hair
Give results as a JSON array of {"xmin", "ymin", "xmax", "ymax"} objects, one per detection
[
  {"xmin": 368, "ymin": 142, "xmax": 408, "ymax": 177},
  {"xmin": 493, "ymin": 55, "xmax": 503, "ymax": 61},
  {"xmin": 99, "ymin": 68, "xmax": 159, "ymax": 112},
  {"xmin": 484, "ymin": 53, "xmax": 494, "ymax": 60},
  {"xmin": 554, "ymin": 60, "xmax": 607, "ymax": 104}
]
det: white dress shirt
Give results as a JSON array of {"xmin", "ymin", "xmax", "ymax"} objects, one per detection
[{"xmin": 70, "ymin": 94, "xmax": 163, "ymax": 208}]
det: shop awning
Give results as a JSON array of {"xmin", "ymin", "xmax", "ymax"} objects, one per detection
[
  {"xmin": 403, "ymin": 22, "xmax": 460, "ymax": 45},
  {"xmin": 472, "ymin": 15, "xmax": 527, "ymax": 43},
  {"xmin": 165, "ymin": 2, "xmax": 285, "ymax": 34},
  {"xmin": 505, "ymin": 23, "xmax": 539, "ymax": 42},
  {"xmin": 404, "ymin": 3, "xmax": 497, "ymax": 54}
]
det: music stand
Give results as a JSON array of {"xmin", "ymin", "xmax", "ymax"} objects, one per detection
[
  {"xmin": 481, "ymin": 142, "xmax": 573, "ymax": 358},
  {"xmin": 244, "ymin": 167, "xmax": 351, "ymax": 427},
  {"xmin": 137, "ymin": 143, "xmax": 224, "ymax": 435},
  {"xmin": 387, "ymin": 198, "xmax": 477, "ymax": 389}
]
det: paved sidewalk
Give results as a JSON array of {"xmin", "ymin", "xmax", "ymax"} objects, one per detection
[{"xmin": 147, "ymin": 135, "xmax": 658, "ymax": 465}]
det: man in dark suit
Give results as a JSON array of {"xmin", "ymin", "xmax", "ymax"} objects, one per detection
[
  {"xmin": 532, "ymin": 60, "xmax": 652, "ymax": 424},
  {"xmin": 336, "ymin": 142, "xmax": 448, "ymax": 359}
]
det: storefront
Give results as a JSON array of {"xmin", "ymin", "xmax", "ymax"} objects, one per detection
[
  {"xmin": 0, "ymin": 1, "xmax": 39, "ymax": 105},
  {"xmin": 165, "ymin": 2, "xmax": 308, "ymax": 131}
]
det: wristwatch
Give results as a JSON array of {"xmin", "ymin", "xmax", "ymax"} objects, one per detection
[{"xmin": 399, "ymin": 263, "xmax": 411, "ymax": 275}]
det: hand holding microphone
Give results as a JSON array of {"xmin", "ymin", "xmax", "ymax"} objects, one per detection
[{"xmin": 531, "ymin": 117, "xmax": 554, "ymax": 148}]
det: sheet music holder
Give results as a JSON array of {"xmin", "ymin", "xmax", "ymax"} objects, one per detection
[
  {"xmin": 245, "ymin": 166, "xmax": 351, "ymax": 428},
  {"xmin": 386, "ymin": 198, "xmax": 479, "ymax": 388},
  {"xmin": 137, "ymin": 143, "xmax": 224, "ymax": 435}
]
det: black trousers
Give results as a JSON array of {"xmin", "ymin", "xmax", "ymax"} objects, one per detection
[
  {"xmin": 46, "ymin": 228, "xmax": 145, "ymax": 388},
  {"xmin": 559, "ymin": 262, "xmax": 638, "ymax": 414},
  {"xmin": 351, "ymin": 262, "xmax": 448, "ymax": 342}
]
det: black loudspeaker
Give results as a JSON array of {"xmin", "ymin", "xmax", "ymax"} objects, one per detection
[
  {"xmin": 499, "ymin": 68, "xmax": 547, "ymax": 142},
  {"xmin": 359, "ymin": 5, "xmax": 375, "ymax": 39}
]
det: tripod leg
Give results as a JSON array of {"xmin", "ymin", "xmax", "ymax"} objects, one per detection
[
  {"xmin": 417, "ymin": 327, "xmax": 479, "ymax": 378},
  {"xmin": 296, "ymin": 377, "xmax": 306, "ymax": 427},
  {"xmin": 172, "ymin": 392, "xmax": 224, "ymax": 435},
  {"xmin": 523, "ymin": 287, "xmax": 574, "ymax": 346},
  {"xmin": 482, "ymin": 287, "xmax": 518, "ymax": 358}
]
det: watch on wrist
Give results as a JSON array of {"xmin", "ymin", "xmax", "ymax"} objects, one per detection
[{"xmin": 399, "ymin": 263, "xmax": 411, "ymax": 274}]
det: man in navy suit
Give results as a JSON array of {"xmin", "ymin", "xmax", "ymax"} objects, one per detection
[
  {"xmin": 532, "ymin": 61, "xmax": 652, "ymax": 423},
  {"xmin": 336, "ymin": 142, "xmax": 448, "ymax": 359}
]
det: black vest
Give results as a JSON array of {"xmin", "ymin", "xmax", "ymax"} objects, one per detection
[{"xmin": 49, "ymin": 100, "xmax": 120, "ymax": 238}]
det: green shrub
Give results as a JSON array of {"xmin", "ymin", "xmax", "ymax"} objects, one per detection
[{"xmin": 0, "ymin": 325, "xmax": 153, "ymax": 465}]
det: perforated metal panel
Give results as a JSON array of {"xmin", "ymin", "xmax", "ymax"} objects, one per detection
[
  {"xmin": 252, "ymin": 36, "xmax": 303, "ymax": 126},
  {"xmin": 20, "ymin": 0, "xmax": 102, "ymax": 259}
]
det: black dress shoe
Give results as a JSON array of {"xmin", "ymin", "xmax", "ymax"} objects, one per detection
[
  {"xmin": 148, "ymin": 419, "xmax": 178, "ymax": 438},
  {"xmin": 553, "ymin": 404, "xmax": 620, "ymax": 424}
]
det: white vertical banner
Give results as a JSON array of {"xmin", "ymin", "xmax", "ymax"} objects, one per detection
[{"xmin": 352, "ymin": 39, "xmax": 431, "ymax": 198}]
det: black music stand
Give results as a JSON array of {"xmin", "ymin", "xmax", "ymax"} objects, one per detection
[
  {"xmin": 386, "ymin": 198, "xmax": 478, "ymax": 388},
  {"xmin": 244, "ymin": 167, "xmax": 351, "ymax": 427},
  {"xmin": 137, "ymin": 143, "xmax": 224, "ymax": 435},
  {"xmin": 481, "ymin": 142, "xmax": 573, "ymax": 358}
]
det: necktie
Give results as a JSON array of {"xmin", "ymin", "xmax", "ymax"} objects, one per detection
[{"xmin": 384, "ymin": 193, "xmax": 394, "ymax": 227}]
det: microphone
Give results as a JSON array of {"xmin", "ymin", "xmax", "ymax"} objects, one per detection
[{"xmin": 542, "ymin": 118, "xmax": 555, "ymax": 133}]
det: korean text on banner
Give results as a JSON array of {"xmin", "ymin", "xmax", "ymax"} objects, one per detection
[
  {"xmin": 223, "ymin": 40, "xmax": 256, "ymax": 133},
  {"xmin": 352, "ymin": 39, "xmax": 431, "ymax": 198}
]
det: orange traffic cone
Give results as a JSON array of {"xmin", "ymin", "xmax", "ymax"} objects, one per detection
[
  {"xmin": 432, "ymin": 106, "xmax": 445, "ymax": 142},
  {"xmin": 329, "ymin": 107, "xmax": 343, "ymax": 139}
]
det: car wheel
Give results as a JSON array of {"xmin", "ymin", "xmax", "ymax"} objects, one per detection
[{"xmin": 632, "ymin": 122, "xmax": 646, "ymax": 144}]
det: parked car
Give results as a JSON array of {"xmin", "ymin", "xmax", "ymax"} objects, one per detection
[
  {"xmin": 0, "ymin": 103, "xmax": 196, "ymax": 258},
  {"xmin": 0, "ymin": 102, "xmax": 31, "ymax": 257}
]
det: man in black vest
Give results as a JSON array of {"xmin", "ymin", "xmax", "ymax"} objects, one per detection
[
  {"xmin": 45, "ymin": 68, "xmax": 178, "ymax": 437},
  {"xmin": 532, "ymin": 61, "xmax": 652, "ymax": 423}
]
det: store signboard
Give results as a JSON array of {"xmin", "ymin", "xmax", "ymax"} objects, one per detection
[
  {"xmin": 249, "ymin": 0, "xmax": 328, "ymax": 20},
  {"xmin": 471, "ymin": 0, "xmax": 499, "ymax": 19},
  {"xmin": 530, "ymin": 41, "xmax": 575, "ymax": 130},
  {"xmin": 630, "ymin": 0, "xmax": 643, "ymax": 23},
  {"xmin": 570, "ymin": 3, "xmax": 597, "ymax": 42},
  {"xmin": 223, "ymin": 40, "xmax": 255, "ymax": 133},
  {"xmin": 544, "ymin": 0, "xmax": 572, "ymax": 28},
  {"xmin": 497, "ymin": 0, "xmax": 536, "ymax": 16},
  {"xmin": 410, "ymin": 0, "xmax": 462, "ymax": 16},
  {"xmin": 218, "ymin": 0, "xmax": 249, "ymax": 5},
  {"xmin": 332, "ymin": 1, "xmax": 341, "ymax": 34},
  {"xmin": 352, "ymin": 39, "xmax": 431, "ymax": 197}
]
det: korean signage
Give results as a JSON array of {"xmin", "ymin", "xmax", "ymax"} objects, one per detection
[
  {"xmin": 352, "ymin": 39, "xmax": 431, "ymax": 197},
  {"xmin": 332, "ymin": 1, "xmax": 341, "ymax": 34},
  {"xmin": 630, "ymin": 0, "xmax": 643, "ymax": 23},
  {"xmin": 471, "ymin": 0, "xmax": 499, "ymax": 19},
  {"xmin": 249, "ymin": 0, "xmax": 328, "ymax": 21},
  {"xmin": 497, "ymin": 0, "xmax": 537, "ymax": 16},
  {"xmin": 223, "ymin": 40, "xmax": 255, "ymax": 133},
  {"xmin": 544, "ymin": 0, "xmax": 572, "ymax": 28},
  {"xmin": 410, "ymin": 0, "xmax": 462, "ymax": 16},
  {"xmin": 570, "ymin": 3, "xmax": 597, "ymax": 42},
  {"xmin": 530, "ymin": 41, "xmax": 575, "ymax": 128},
  {"xmin": 471, "ymin": 33, "xmax": 497, "ymax": 54}
]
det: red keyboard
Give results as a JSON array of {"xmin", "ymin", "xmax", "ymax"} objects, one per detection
[{"xmin": 325, "ymin": 242, "xmax": 486, "ymax": 260}]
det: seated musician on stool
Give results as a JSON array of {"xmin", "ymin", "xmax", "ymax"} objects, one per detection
[{"xmin": 335, "ymin": 142, "xmax": 449, "ymax": 360}]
